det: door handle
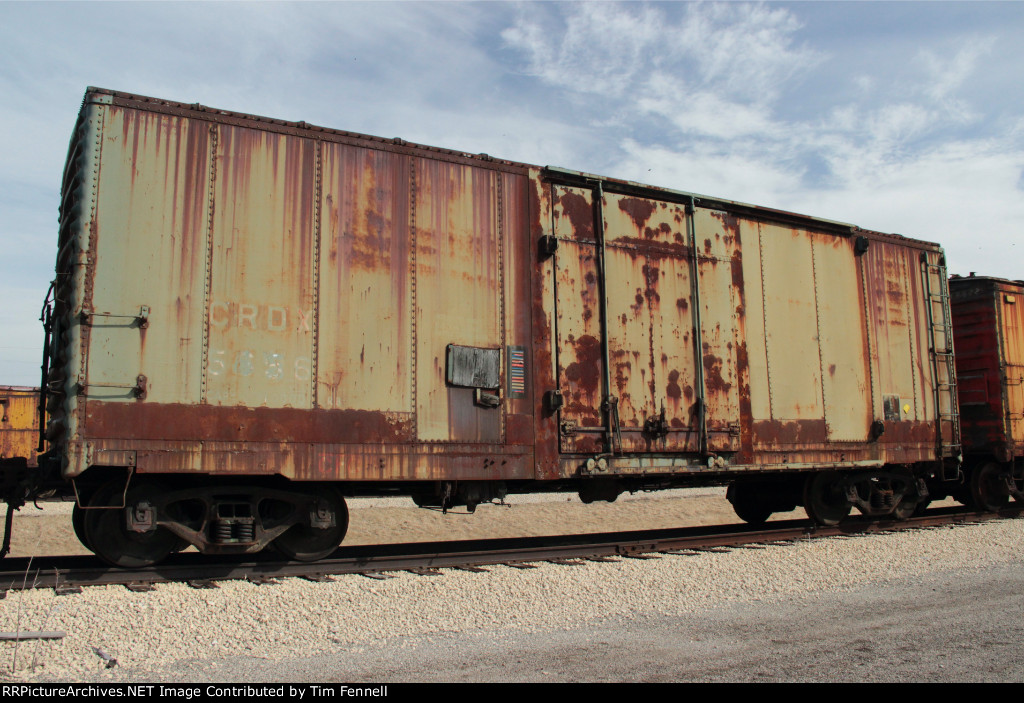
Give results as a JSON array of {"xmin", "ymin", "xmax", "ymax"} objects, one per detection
[{"xmin": 474, "ymin": 389, "xmax": 500, "ymax": 408}]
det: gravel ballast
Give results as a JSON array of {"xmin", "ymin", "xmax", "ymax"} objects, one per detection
[{"xmin": 0, "ymin": 503, "xmax": 1021, "ymax": 682}]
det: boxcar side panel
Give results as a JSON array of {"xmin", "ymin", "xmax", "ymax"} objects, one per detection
[
  {"xmin": 500, "ymin": 171, "xmax": 535, "ymax": 446},
  {"xmin": 413, "ymin": 158, "xmax": 503, "ymax": 443},
  {"xmin": 551, "ymin": 185, "xmax": 603, "ymax": 454},
  {"xmin": 604, "ymin": 195, "xmax": 700, "ymax": 452},
  {"xmin": 863, "ymin": 241, "xmax": 917, "ymax": 424},
  {"xmin": 318, "ymin": 143, "xmax": 412, "ymax": 414},
  {"xmin": 757, "ymin": 224, "xmax": 824, "ymax": 426},
  {"xmin": 529, "ymin": 169, "xmax": 560, "ymax": 479},
  {"xmin": 86, "ymin": 107, "xmax": 210, "ymax": 408},
  {"xmin": 812, "ymin": 232, "xmax": 871, "ymax": 442},
  {"xmin": 694, "ymin": 210, "xmax": 741, "ymax": 451},
  {"xmin": 59, "ymin": 95, "xmax": 536, "ymax": 481},
  {"xmin": 204, "ymin": 125, "xmax": 316, "ymax": 409},
  {"xmin": 737, "ymin": 220, "xmax": 771, "ymax": 424}
]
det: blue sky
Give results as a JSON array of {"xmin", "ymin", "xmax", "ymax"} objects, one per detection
[{"xmin": 1, "ymin": 1, "xmax": 1023, "ymax": 385}]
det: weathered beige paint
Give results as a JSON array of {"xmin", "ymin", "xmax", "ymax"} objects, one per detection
[
  {"xmin": 88, "ymin": 107, "xmax": 210, "ymax": 406},
  {"xmin": 604, "ymin": 195, "xmax": 696, "ymax": 435},
  {"xmin": 204, "ymin": 125, "xmax": 317, "ymax": 409},
  {"xmin": 812, "ymin": 232, "xmax": 871, "ymax": 441},
  {"xmin": 693, "ymin": 210, "xmax": 740, "ymax": 448},
  {"xmin": 552, "ymin": 186, "xmax": 603, "ymax": 444},
  {"xmin": 864, "ymin": 242, "xmax": 917, "ymax": 420},
  {"xmin": 739, "ymin": 222, "xmax": 771, "ymax": 421},
  {"xmin": 655, "ymin": 254, "xmax": 697, "ymax": 432},
  {"xmin": 414, "ymin": 158, "xmax": 503, "ymax": 442},
  {"xmin": 318, "ymin": 143, "xmax": 412, "ymax": 413},
  {"xmin": 758, "ymin": 223, "xmax": 824, "ymax": 421},
  {"xmin": 605, "ymin": 247, "xmax": 653, "ymax": 427}
]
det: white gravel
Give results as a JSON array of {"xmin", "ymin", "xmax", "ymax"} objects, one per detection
[{"xmin": 1, "ymin": 516, "xmax": 1021, "ymax": 682}]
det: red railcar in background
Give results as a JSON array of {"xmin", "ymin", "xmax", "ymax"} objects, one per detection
[{"xmin": 950, "ymin": 275, "xmax": 1024, "ymax": 509}]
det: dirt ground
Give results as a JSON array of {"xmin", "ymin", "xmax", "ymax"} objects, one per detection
[{"xmin": 1, "ymin": 488, "xmax": 807, "ymax": 558}]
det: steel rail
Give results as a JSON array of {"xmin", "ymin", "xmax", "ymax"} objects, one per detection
[{"xmin": 0, "ymin": 505, "xmax": 1020, "ymax": 593}]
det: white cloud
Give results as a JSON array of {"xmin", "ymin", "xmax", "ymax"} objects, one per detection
[
  {"xmin": 502, "ymin": 3, "xmax": 665, "ymax": 98},
  {"xmin": 919, "ymin": 39, "xmax": 994, "ymax": 102},
  {"xmin": 673, "ymin": 2, "xmax": 818, "ymax": 102},
  {"xmin": 503, "ymin": 1, "xmax": 821, "ymax": 143},
  {"xmin": 637, "ymin": 76, "xmax": 781, "ymax": 140},
  {"xmin": 616, "ymin": 138, "xmax": 804, "ymax": 207}
]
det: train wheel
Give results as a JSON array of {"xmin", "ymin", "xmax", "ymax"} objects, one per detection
[
  {"xmin": 970, "ymin": 462, "xmax": 1009, "ymax": 512},
  {"xmin": 891, "ymin": 496, "xmax": 920, "ymax": 520},
  {"xmin": 803, "ymin": 472, "xmax": 851, "ymax": 526},
  {"xmin": 273, "ymin": 488, "xmax": 348, "ymax": 562},
  {"xmin": 727, "ymin": 483, "xmax": 773, "ymax": 525},
  {"xmin": 72, "ymin": 503, "xmax": 90, "ymax": 550},
  {"xmin": 83, "ymin": 482, "xmax": 179, "ymax": 568}
]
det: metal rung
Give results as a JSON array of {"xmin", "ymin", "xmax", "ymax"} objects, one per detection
[{"xmin": 922, "ymin": 258, "xmax": 961, "ymax": 468}]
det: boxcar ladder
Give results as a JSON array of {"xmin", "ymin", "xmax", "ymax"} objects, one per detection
[{"xmin": 922, "ymin": 256, "xmax": 962, "ymax": 480}]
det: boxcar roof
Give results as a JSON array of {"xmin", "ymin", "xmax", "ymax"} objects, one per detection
[{"xmin": 950, "ymin": 275, "xmax": 1024, "ymax": 288}]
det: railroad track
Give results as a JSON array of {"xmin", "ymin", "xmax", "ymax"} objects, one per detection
[{"xmin": 1, "ymin": 505, "xmax": 1021, "ymax": 594}]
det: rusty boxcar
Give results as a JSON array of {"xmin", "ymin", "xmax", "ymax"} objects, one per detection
[
  {"xmin": 0, "ymin": 387, "xmax": 41, "ymax": 465},
  {"xmin": 4, "ymin": 88, "xmax": 962, "ymax": 566},
  {"xmin": 950, "ymin": 274, "xmax": 1024, "ymax": 509},
  {"xmin": 0, "ymin": 385, "xmax": 44, "ymax": 554}
]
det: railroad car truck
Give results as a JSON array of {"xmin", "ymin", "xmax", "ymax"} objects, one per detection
[
  {"xmin": 1, "ymin": 88, "xmax": 962, "ymax": 566},
  {"xmin": 950, "ymin": 274, "xmax": 1024, "ymax": 508}
]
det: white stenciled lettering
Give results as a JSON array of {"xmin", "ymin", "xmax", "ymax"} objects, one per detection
[
  {"xmin": 207, "ymin": 302, "xmax": 311, "ymax": 333},
  {"xmin": 209, "ymin": 349, "xmax": 307, "ymax": 382},
  {"xmin": 208, "ymin": 349, "xmax": 226, "ymax": 376},
  {"xmin": 233, "ymin": 350, "xmax": 255, "ymax": 377},
  {"xmin": 264, "ymin": 352, "xmax": 284, "ymax": 380}
]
